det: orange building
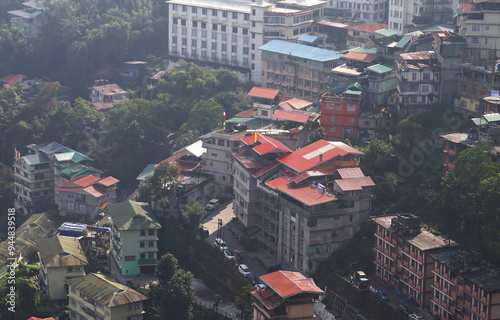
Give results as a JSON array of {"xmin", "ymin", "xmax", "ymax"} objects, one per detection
[{"xmin": 320, "ymin": 91, "xmax": 361, "ymax": 141}]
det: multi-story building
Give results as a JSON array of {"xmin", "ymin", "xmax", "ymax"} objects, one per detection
[
  {"xmin": 108, "ymin": 200, "xmax": 161, "ymax": 276},
  {"xmin": 8, "ymin": 0, "xmax": 45, "ymax": 39},
  {"xmin": 365, "ymin": 62, "xmax": 398, "ymax": 107},
  {"xmin": 397, "ymin": 51, "xmax": 441, "ymax": 116},
  {"xmin": 320, "ymin": 89, "xmax": 362, "ymax": 141},
  {"xmin": 67, "ymin": 273, "xmax": 148, "ymax": 320},
  {"xmin": 429, "ymin": 250, "xmax": 500, "ymax": 320},
  {"xmin": 13, "ymin": 141, "xmax": 96, "ymax": 215},
  {"xmin": 37, "ymin": 235, "xmax": 88, "ymax": 301},
  {"xmin": 388, "ymin": 0, "xmax": 456, "ymax": 34},
  {"xmin": 373, "ymin": 214, "xmax": 458, "ymax": 308},
  {"xmin": 260, "ymin": 40, "xmax": 342, "ymax": 101},
  {"xmin": 166, "ymin": 0, "xmax": 327, "ymax": 83},
  {"xmin": 326, "ymin": 0, "xmax": 388, "ymax": 23},
  {"xmin": 90, "ymin": 81, "xmax": 128, "ymax": 114},
  {"xmin": 233, "ymin": 132, "xmax": 292, "ymax": 228},
  {"xmin": 251, "ymin": 270, "xmax": 324, "ymax": 320},
  {"xmin": 344, "ymin": 22, "xmax": 388, "ymax": 50},
  {"xmin": 55, "ymin": 175, "xmax": 119, "ymax": 217}
]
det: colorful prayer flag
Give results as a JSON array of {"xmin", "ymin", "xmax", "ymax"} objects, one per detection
[
  {"xmin": 14, "ymin": 148, "xmax": 20, "ymax": 159},
  {"xmin": 222, "ymin": 108, "xmax": 227, "ymax": 120}
]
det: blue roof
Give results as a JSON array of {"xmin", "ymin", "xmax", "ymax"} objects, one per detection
[
  {"xmin": 259, "ymin": 40, "xmax": 342, "ymax": 62},
  {"xmin": 297, "ymin": 34, "xmax": 320, "ymax": 44},
  {"xmin": 136, "ymin": 164, "xmax": 156, "ymax": 181}
]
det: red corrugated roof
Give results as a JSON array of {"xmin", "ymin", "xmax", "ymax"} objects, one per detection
[
  {"xmin": 242, "ymin": 133, "xmax": 292, "ymax": 155},
  {"xmin": 337, "ymin": 167, "xmax": 365, "ymax": 179},
  {"xmin": 278, "ymin": 140, "xmax": 363, "ymax": 173},
  {"xmin": 62, "ymin": 175, "xmax": 101, "ymax": 188},
  {"xmin": 278, "ymin": 97, "xmax": 313, "ymax": 110},
  {"xmin": 289, "ymin": 168, "xmax": 337, "ymax": 184},
  {"xmin": 277, "ymin": 182, "xmax": 336, "ymax": 206},
  {"xmin": 1, "ymin": 74, "xmax": 27, "ymax": 85},
  {"xmin": 235, "ymin": 108, "xmax": 256, "ymax": 117},
  {"xmin": 247, "ymin": 87, "xmax": 281, "ymax": 99},
  {"xmin": 265, "ymin": 176, "xmax": 291, "ymax": 189},
  {"xmin": 346, "ymin": 22, "xmax": 388, "ymax": 33},
  {"xmin": 344, "ymin": 51, "xmax": 377, "ymax": 62},
  {"xmin": 97, "ymin": 176, "xmax": 120, "ymax": 187},
  {"xmin": 272, "ymin": 110, "xmax": 310, "ymax": 123},
  {"xmin": 93, "ymin": 83, "xmax": 127, "ymax": 94},
  {"xmin": 166, "ymin": 153, "xmax": 200, "ymax": 171},
  {"xmin": 253, "ymin": 161, "xmax": 281, "ymax": 178},
  {"xmin": 27, "ymin": 317, "xmax": 56, "ymax": 320},
  {"xmin": 260, "ymin": 271, "xmax": 324, "ymax": 298},
  {"xmin": 335, "ymin": 176, "xmax": 375, "ymax": 191},
  {"xmin": 100, "ymin": 202, "xmax": 112, "ymax": 208}
]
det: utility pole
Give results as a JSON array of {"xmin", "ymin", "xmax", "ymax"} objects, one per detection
[{"xmin": 217, "ymin": 218, "xmax": 223, "ymax": 240}]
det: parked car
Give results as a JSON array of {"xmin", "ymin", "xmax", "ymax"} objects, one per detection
[
  {"xmin": 376, "ymin": 289, "xmax": 389, "ymax": 302},
  {"xmin": 205, "ymin": 199, "xmax": 219, "ymax": 211},
  {"xmin": 408, "ymin": 314, "xmax": 425, "ymax": 320},
  {"xmin": 397, "ymin": 304, "xmax": 411, "ymax": 316},
  {"xmin": 238, "ymin": 264, "xmax": 251, "ymax": 276},
  {"xmin": 255, "ymin": 283, "xmax": 266, "ymax": 291},
  {"xmin": 223, "ymin": 249, "xmax": 235, "ymax": 260},
  {"xmin": 213, "ymin": 238, "xmax": 228, "ymax": 251},
  {"xmin": 199, "ymin": 226, "xmax": 209, "ymax": 237}
]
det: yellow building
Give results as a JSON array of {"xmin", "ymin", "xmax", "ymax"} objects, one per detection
[
  {"xmin": 37, "ymin": 235, "xmax": 88, "ymax": 301},
  {"xmin": 67, "ymin": 273, "xmax": 148, "ymax": 320}
]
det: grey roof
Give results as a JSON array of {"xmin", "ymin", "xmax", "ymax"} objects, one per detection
[
  {"xmin": 67, "ymin": 273, "xmax": 148, "ymax": 307},
  {"xmin": 7, "ymin": 9, "xmax": 42, "ymax": 19},
  {"xmin": 27, "ymin": 141, "xmax": 71, "ymax": 155},
  {"xmin": 54, "ymin": 151, "xmax": 92, "ymax": 163},
  {"xmin": 259, "ymin": 40, "xmax": 342, "ymax": 62},
  {"xmin": 297, "ymin": 34, "xmax": 320, "ymax": 44},
  {"xmin": 108, "ymin": 200, "xmax": 161, "ymax": 231},
  {"xmin": 22, "ymin": 153, "xmax": 50, "ymax": 165},
  {"xmin": 37, "ymin": 235, "xmax": 88, "ymax": 268},
  {"xmin": 483, "ymin": 113, "xmax": 500, "ymax": 123}
]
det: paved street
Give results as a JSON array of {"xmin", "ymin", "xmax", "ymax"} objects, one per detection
[{"xmin": 201, "ymin": 201, "xmax": 268, "ymax": 283}]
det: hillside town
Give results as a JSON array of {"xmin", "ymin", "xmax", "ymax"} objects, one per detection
[{"xmin": 1, "ymin": 0, "xmax": 500, "ymax": 319}]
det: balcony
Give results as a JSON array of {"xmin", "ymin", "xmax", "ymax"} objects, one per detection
[{"xmin": 138, "ymin": 258, "xmax": 158, "ymax": 266}]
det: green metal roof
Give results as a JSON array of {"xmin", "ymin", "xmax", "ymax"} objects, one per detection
[
  {"xmin": 394, "ymin": 35, "xmax": 412, "ymax": 49},
  {"xmin": 366, "ymin": 64, "xmax": 393, "ymax": 74},
  {"xmin": 349, "ymin": 47, "xmax": 377, "ymax": 54},
  {"xmin": 37, "ymin": 235, "xmax": 88, "ymax": 268},
  {"xmin": 60, "ymin": 163, "xmax": 103, "ymax": 179},
  {"xmin": 54, "ymin": 151, "xmax": 92, "ymax": 163},
  {"xmin": 483, "ymin": 113, "xmax": 500, "ymax": 122},
  {"xmin": 22, "ymin": 153, "xmax": 50, "ymax": 165},
  {"xmin": 107, "ymin": 200, "xmax": 161, "ymax": 231},
  {"xmin": 375, "ymin": 29, "xmax": 399, "ymax": 37},
  {"xmin": 136, "ymin": 164, "xmax": 156, "ymax": 181}
]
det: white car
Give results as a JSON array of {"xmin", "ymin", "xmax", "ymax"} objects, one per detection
[
  {"xmin": 238, "ymin": 264, "xmax": 251, "ymax": 276},
  {"xmin": 205, "ymin": 199, "xmax": 219, "ymax": 211},
  {"xmin": 223, "ymin": 249, "xmax": 235, "ymax": 260},
  {"xmin": 213, "ymin": 238, "xmax": 228, "ymax": 251}
]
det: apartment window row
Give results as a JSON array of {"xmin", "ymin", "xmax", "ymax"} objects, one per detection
[
  {"xmin": 139, "ymin": 229, "xmax": 156, "ymax": 236},
  {"xmin": 139, "ymin": 240, "xmax": 156, "ymax": 248},
  {"xmin": 171, "ymin": 5, "xmax": 249, "ymax": 21}
]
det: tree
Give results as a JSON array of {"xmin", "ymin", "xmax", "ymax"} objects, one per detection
[
  {"xmin": 395, "ymin": 115, "xmax": 421, "ymax": 151},
  {"xmin": 360, "ymin": 139, "xmax": 395, "ymax": 175},
  {"xmin": 146, "ymin": 159, "xmax": 181, "ymax": 211},
  {"xmin": 234, "ymin": 285, "xmax": 254, "ymax": 320},
  {"xmin": 154, "ymin": 254, "xmax": 195, "ymax": 320},
  {"xmin": 182, "ymin": 201, "xmax": 205, "ymax": 235},
  {"xmin": 307, "ymin": 127, "xmax": 326, "ymax": 144},
  {"xmin": 15, "ymin": 278, "xmax": 42, "ymax": 320},
  {"xmin": 180, "ymin": 99, "xmax": 223, "ymax": 135}
]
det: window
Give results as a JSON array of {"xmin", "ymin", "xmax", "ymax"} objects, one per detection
[
  {"xmin": 232, "ymin": 12, "xmax": 238, "ymax": 19},
  {"xmin": 252, "ymin": 9, "xmax": 256, "ymax": 15},
  {"xmin": 346, "ymin": 128, "xmax": 353, "ymax": 134},
  {"xmin": 67, "ymin": 202, "xmax": 74, "ymax": 210},
  {"xmin": 221, "ymin": 25, "xmax": 226, "ymax": 32},
  {"xmin": 243, "ymin": 47, "xmax": 249, "ymax": 54},
  {"xmin": 244, "ymin": 13, "xmax": 249, "ymax": 20},
  {"xmin": 326, "ymin": 103, "xmax": 333, "ymax": 110},
  {"xmin": 232, "ymin": 27, "xmax": 238, "ymax": 33},
  {"xmin": 335, "ymin": 104, "xmax": 341, "ymax": 110},
  {"xmin": 222, "ymin": 11, "xmax": 228, "ymax": 18},
  {"xmin": 231, "ymin": 45, "xmax": 237, "ymax": 53},
  {"xmin": 411, "ymin": 72, "xmax": 417, "ymax": 80},
  {"xmin": 347, "ymin": 104, "xmax": 355, "ymax": 111},
  {"xmin": 192, "ymin": 21, "xmax": 197, "ymax": 28},
  {"xmin": 222, "ymin": 44, "xmax": 227, "ymax": 51},
  {"xmin": 140, "ymin": 241, "xmax": 145, "ymax": 248},
  {"xmin": 212, "ymin": 9, "xmax": 217, "ymax": 16},
  {"xmin": 192, "ymin": 7, "xmax": 197, "ymax": 13},
  {"xmin": 181, "ymin": 38, "xmax": 187, "ymax": 45},
  {"xmin": 182, "ymin": 5, "xmax": 187, "ymax": 12},
  {"xmin": 211, "ymin": 42, "xmax": 217, "ymax": 50},
  {"xmin": 191, "ymin": 29, "xmax": 197, "ymax": 36},
  {"xmin": 330, "ymin": 126, "xmax": 336, "ymax": 133},
  {"xmin": 423, "ymin": 73, "xmax": 430, "ymax": 80},
  {"xmin": 149, "ymin": 241, "xmax": 155, "ymax": 247},
  {"xmin": 191, "ymin": 39, "xmax": 197, "ymax": 47},
  {"xmin": 329, "ymin": 115, "xmax": 337, "ymax": 121},
  {"xmin": 201, "ymin": 22, "xmax": 206, "ymax": 29},
  {"xmin": 471, "ymin": 25, "xmax": 480, "ymax": 32},
  {"xmin": 242, "ymin": 28, "xmax": 248, "ymax": 35},
  {"xmin": 350, "ymin": 117, "xmax": 356, "ymax": 123},
  {"xmin": 422, "ymin": 85, "xmax": 429, "ymax": 93},
  {"xmin": 471, "ymin": 37, "xmax": 479, "ymax": 44},
  {"xmin": 202, "ymin": 8, "xmax": 207, "ymax": 15},
  {"xmin": 140, "ymin": 230, "xmax": 145, "ymax": 236}
]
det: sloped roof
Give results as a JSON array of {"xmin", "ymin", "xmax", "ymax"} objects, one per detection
[
  {"xmin": 297, "ymin": 34, "xmax": 320, "ymax": 44},
  {"xmin": 98, "ymin": 176, "xmax": 120, "ymax": 187},
  {"xmin": 277, "ymin": 182, "xmax": 336, "ymax": 206},
  {"xmin": 278, "ymin": 98, "xmax": 312, "ymax": 111},
  {"xmin": 366, "ymin": 64, "xmax": 394, "ymax": 74},
  {"xmin": 242, "ymin": 133, "xmax": 292, "ymax": 156},
  {"xmin": 136, "ymin": 164, "xmax": 157, "ymax": 181},
  {"xmin": 174, "ymin": 140, "xmax": 206, "ymax": 158},
  {"xmin": 259, "ymin": 40, "xmax": 342, "ymax": 62},
  {"xmin": 394, "ymin": 35, "xmax": 412, "ymax": 49},
  {"xmin": 107, "ymin": 200, "xmax": 161, "ymax": 231},
  {"xmin": 335, "ymin": 176, "xmax": 375, "ymax": 191},
  {"xmin": 93, "ymin": 83, "xmax": 127, "ymax": 95},
  {"xmin": 0, "ymin": 74, "xmax": 26, "ymax": 85},
  {"xmin": 260, "ymin": 271, "xmax": 324, "ymax": 298},
  {"xmin": 21, "ymin": 153, "xmax": 51, "ymax": 166},
  {"xmin": 278, "ymin": 140, "xmax": 363, "ymax": 173},
  {"xmin": 374, "ymin": 28, "xmax": 398, "ymax": 37},
  {"xmin": 54, "ymin": 151, "xmax": 92, "ymax": 163},
  {"xmin": 337, "ymin": 167, "xmax": 365, "ymax": 179},
  {"xmin": 272, "ymin": 110, "xmax": 310, "ymax": 123},
  {"xmin": 37, "ymin": 235, "xmax": 88, "ymax": 268},
  {"xmin": 59, "ymin": 163, "xmax": 103, "ymax": 179},
  {"xmin": 400, "ymin": 51, "xmax": 436, "ymax": 61},
  {"xmin": 346, "ymin": 22, "xmax": 388, "ymax": 33},
  {"xmin": 265, "ymin": 177, "xmax": 291, "ymax": 189},
  {"xmin": 344, "ymin": 51, "xmax": 377, "ymax": 62},
  {"xmin": 27, "ymin": 317, "xmax": 56, "ymax": 320},
  {"xmin": 67, "ymin": 273, "xmax": 148, "ymax": 308},
  {"xmin": 28, "ymin": 141, "xmax": 70, "ymax": 154},
  {"xmin": 235, "ymin": 109, "xmax": 257, "ymax": 117},
  {"xmin": 252, "ymin": 161, "xmax": 282, "ymax": 178},
  {"xmin": 248, "ymin": 87, "xmax": 281, "ymax": 100}
]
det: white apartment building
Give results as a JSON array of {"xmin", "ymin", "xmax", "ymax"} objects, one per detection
[
  {"xmin": 327, "ymin": 0, "xmax": 388, "ymax": 23},
  {"xmin": 166, "ymin": 0, "xmax": 326, "ymax": 83},
  {"xmin": 388, "ymin": 0, "xmax": 456, "ymax": 34}
]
